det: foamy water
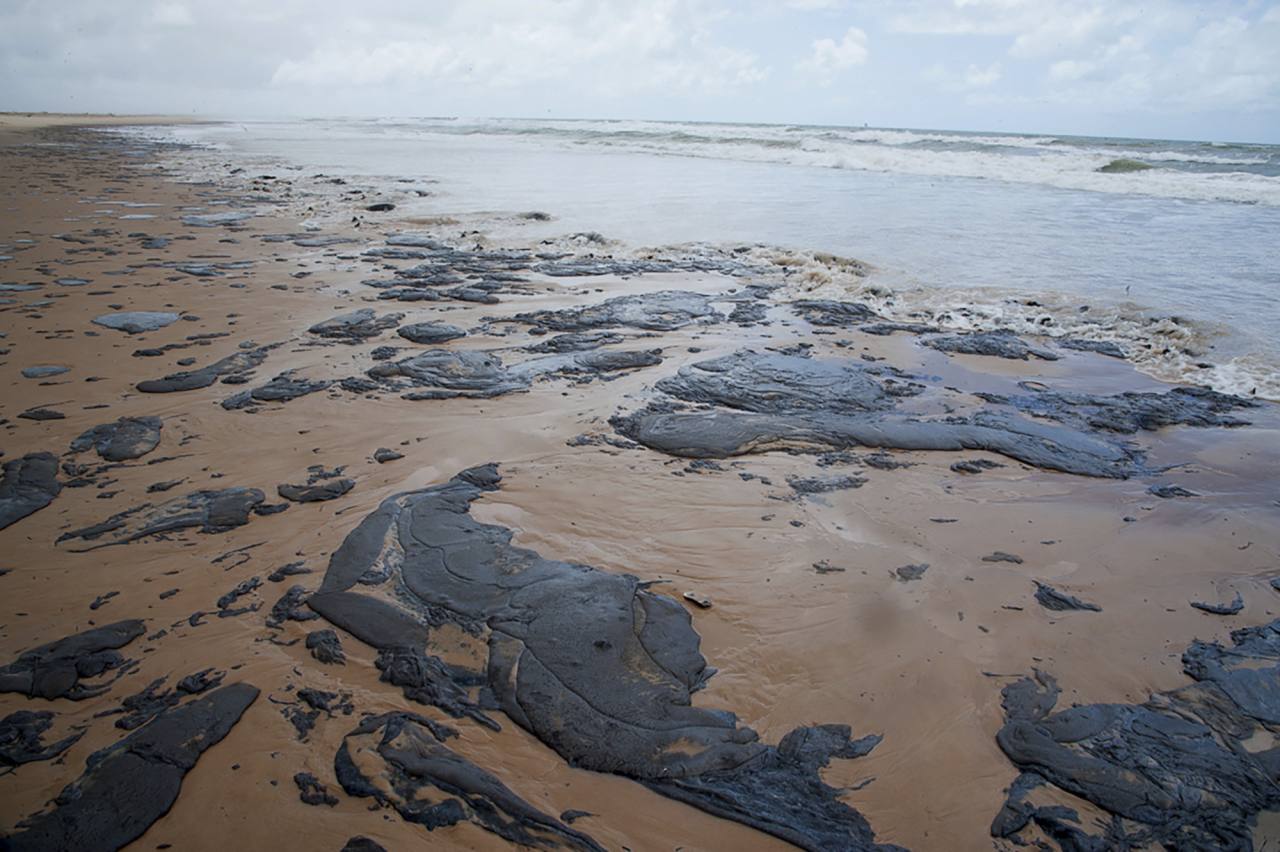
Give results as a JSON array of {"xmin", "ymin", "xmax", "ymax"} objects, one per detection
[
  {"xmin": 108, "ymin": 118, "xmax": 1280, "ymax": 398},
  {"xmin": 344, "ymin": 117, "xmax": 1280, "ymax": 205}
]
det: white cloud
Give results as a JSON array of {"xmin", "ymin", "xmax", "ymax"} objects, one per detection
[
  {"xmin": 883, "ymin": 0, "xmax": 1034, "ymax": 36},
  {"xmin": 866, "ymin": 0, "xmax": 1280, "ymax": 114},
  {"xmin": 0, "ymin": 0, "xmax": 1274, "ymax": 137},
  {"xmin": 785, "ymin": 0, "xmax": 846, "ymax": 9},
  {"xmin": 963, "ymin": 61, "xmax": 1001, "ymax": 88},
  {"xmin": 879, "ymin": 0, "xmax": 1182, "ymax": 53},
  {"xmin": 796, "ymin": 26, "xmax": 869, "ymax": 83},
  {"xmin": 922, "ymin": 60, "xmax": 1001, "ymax": 92},
  {"xmin": 151, "ymin": 2, "xmax": 193, "ymax": 27},
  {"xmin": 1160, "ymin": 14, "xmax": 1280, "ymax": 111},
  {"xmin": 1027, "ymin": 11, "xmax": 1280, "ymax": 114},
  {"xmin": 1048, "ymin": 59, "xmax": 1095, "ymax": 81},
  {"xmin": 270, "ymin": 1, "xmax": 767, "ymax": 97}
]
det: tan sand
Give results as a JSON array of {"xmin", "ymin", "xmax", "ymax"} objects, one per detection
[
  {"xmin": 1, "ymin": 124, "xmax": 1278, "ymax": 851},
  {"xmin": 0, "ymin": 113, "xmax": 200, "ymax": 129},
  {"xmin": 0, "ymin": 114, "xmax": 203, "ymax": 148}
]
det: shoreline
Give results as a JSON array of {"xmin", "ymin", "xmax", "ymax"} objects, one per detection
[
  {"xmin": 0, "ymin": 112, "xmax": 204, "ymax": 127},
  {"xmin": 121, "ymin": 117, "xmax": 1280, "ymax": 402},
  {"xmin": 2, "ymin": 124, "xmax": 1279, "ymax": 851},
  {"xmin": 0, "ymin": 113, "xmax": 207, "ymax": 147}
]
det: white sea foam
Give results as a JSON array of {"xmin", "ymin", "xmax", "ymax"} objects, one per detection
[
  {"xmin": 1102, "ymin": 149, "xmax": 1270, "ymax": 166},
  {"xmin": 739, "ymin": 245, "xmax": 1280, "ymax": 400},
  {"xmin": 383, "ymin": 118, "xmax": 1280, "ymax": 206},
  {"xmin": 563, "ymin": 132, "xmax": 1280, "ymax": 205},
  {"xmin": 110, "ymin": 119, "xmax": 1280, "ymax": 205}
]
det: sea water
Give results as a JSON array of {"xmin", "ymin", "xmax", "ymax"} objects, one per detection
[{"xmin": 123, "ymin": 118, "xmax": 1280, "ymax": 397}]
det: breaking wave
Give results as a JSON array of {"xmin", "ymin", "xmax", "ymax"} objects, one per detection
[{"xmin": 386, "ymin": 118, "xmax": 1280, "ymax": 206}]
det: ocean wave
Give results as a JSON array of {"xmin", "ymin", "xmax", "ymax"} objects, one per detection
[
  {"xmin": 386, "ymin": 119, "xmax": 1280, "ymax": 206},
  {"xmin": 1106, "ymin": 149, "xmax": 1271, "ymax": 166},
  {"xmin": 130, "ymin": 118, "xmax": 1280, "ymax": 205},
  {"xmin": 1097, "ymin": 158, "xmax": 1154, "ymax": 173},
  {"xmin": 429, "ymin": 119, "xmax": 1069, "ymax": 154},
  {"xmin": 808, "ymin": 128, "xmax": 1062, "ymax": 149},
  {"xmin": 598, "ymin": 136, "xmax": 1280, "ymax": 205}
]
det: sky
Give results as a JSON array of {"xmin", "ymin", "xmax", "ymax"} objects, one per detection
[{"xmin": 1, "ymin": 0, "xmax": 1278, "ymax": 142}]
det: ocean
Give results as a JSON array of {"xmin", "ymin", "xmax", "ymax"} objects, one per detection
[{"xmin": 118, "ymin": 117, "xmax": 1280, "ymax": 398}]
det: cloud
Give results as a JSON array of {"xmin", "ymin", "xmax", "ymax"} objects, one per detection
[
  {"xmin": 963, "ymin": 61, "xmax": 1001, "ymax": 88},
  {"xmin": 797, "ymin": 26, "xmax": 869, "ymax": 83},
  {"xmin": 923, "ymin": 60, "xmax": 1001, "ymax": 93},
  {"xmin": 863, "ymin": 0, "xmax": 1280, "ymax": 115},
  {"xmin": 878, "ymin": 0, "xmax": 1181, "ymax": 55},
  {"xmin": 1048, "ymin": 59, "xmax": 1096, "ymax": 82},
  {"xmin": 0, "ymin": 0, "xmax": 769, "ymax": 116},
  {"xmin": 270, "ymin": 1, "xmax": 768, "ymax": 97},
  {"xmin": 1023, "ymin": 11, "xmax": 1279, "ymax": 114},
  {"xmin": 882, "ymin": 0, "xmax": 1036, "ymax": 36},
  {"xmin": 0, "ymin": 0, "xmax": 1274, "ymax": 138},
  {"xmin": 785, "ymin": 0, "xmax": 847, "ymax": 9},
  {"xmin": 151, "ymin": 2, "xmax": 194, "ymax": 27},
  {"xmin": 1159, "ymin": 13, "xmax": 1280, "ymax": 112}
]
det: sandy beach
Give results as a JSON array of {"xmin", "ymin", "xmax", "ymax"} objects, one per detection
[
  {"xmin": 2, "ymin": 119, "xmax": 1279, "ymax": 851},
  {"xmin": 0, "ymin": 113, "xmax": 204, "ymax": 142}
]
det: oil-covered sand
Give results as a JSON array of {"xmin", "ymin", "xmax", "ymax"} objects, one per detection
[{"xmin": 2, "ymin": 122, "xmax": 1279, "ymax": 851}]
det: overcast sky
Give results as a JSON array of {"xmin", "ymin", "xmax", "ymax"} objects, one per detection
[{"xmin": 2, "ymin": 0, "xmax": 1277, "ymax": 142}]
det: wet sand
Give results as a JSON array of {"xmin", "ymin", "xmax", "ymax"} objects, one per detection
[{"xmin": 2, "ymin": 123, "xmax": 1279, "ymax": 851}]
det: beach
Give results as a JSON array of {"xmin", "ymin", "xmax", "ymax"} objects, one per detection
[{"xmin": 2, "ymin": 117, "xmax": 1279, "ymax": 851}]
